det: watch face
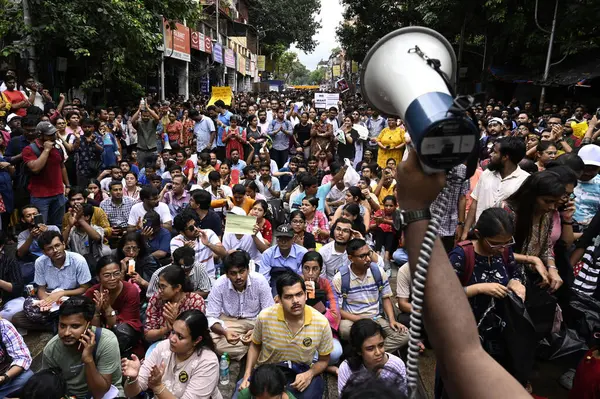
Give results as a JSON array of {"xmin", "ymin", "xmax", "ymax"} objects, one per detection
[{"xmin": 392, "ymin": 209, "xmax": 403, "ymax": 231}]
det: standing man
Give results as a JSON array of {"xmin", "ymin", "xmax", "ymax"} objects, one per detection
[
  {"xmin": 237, "ymin": 271, "xmax": 333, "ymax": 398},
  {"xmin": 214, "ymin": 100, "xmax": 232, "ymax": 160},
  {"xmin": 191, "ymin": 109, "xmax": 216, "ymax": 154},
  {"xmin": 333, "ymin": 238, "xmax": 409, "ymax": 353},
  {"xmin": 42, "ymin": 296, "xmax": 124, "ymax": 399},
  {"xmin": 207, "ymin": 250, "xmax": 274, "ymax": 360},
  {"xmin": 131, "ymin": 101, "xmax": 160, "ymax": 168},
  {"xmin": 267, "ymin": 107, "xmax": 293, "ymax": 169},
  {"xmin": 366, "ymin": 108, "xmax": 386, "ymax": 160},
  {"xmin": 462, "ymin": 137, "xmax": 528, "ymax": 239},
  {"xmin": 22, "ymin": 121, "xmax": 70, "ymax": 227},
  {"xmin": 431, "ymin": 164, "xmax": 470, "ymax": 252}
]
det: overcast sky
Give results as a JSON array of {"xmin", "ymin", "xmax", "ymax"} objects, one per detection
[{"xmin": 291, "ymin": 0, "xmax": 343, "ymax": 71}]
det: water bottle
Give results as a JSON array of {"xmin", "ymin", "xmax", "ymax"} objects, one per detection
[{"xmin": 219, "ymin": 354, "xmax": 230, "ymax": 385}]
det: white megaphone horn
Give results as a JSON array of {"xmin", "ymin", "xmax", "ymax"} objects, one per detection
[{"xmin": 361, "ymin": 26, "xmax": 478, "ymax": 172}]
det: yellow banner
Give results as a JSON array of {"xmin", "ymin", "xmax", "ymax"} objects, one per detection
[
  {"xmin": 332, "ymin": 65, "xmax": 341, "ymax": 77},
  {"xmin": 208, "ymin": 86, "xmax": 232, "ymax": 106},
  {"xmin": 352, "ymin": 61, "xmax": 359, "ymax": 73},
  {"xmin": 257, "ymin": 55, "xmax": 266, "ymax": 72}
]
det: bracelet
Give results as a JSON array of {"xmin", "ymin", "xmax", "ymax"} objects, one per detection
[
  {"xmin": 561, "ymin": 220, "xmax": 574, "ymax": 225},
  {"xmin": 548, "ymin": 265, "xmax": 558, "ymax": 270},
  {"xmin": 126, "ymin": 376, "xmax": 138, "ymax": 385},
  {"xmin": 155, "ymin": 384, "xmax": 167, "ymax": 396}
]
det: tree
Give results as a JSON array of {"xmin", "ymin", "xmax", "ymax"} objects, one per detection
[
  {"xmin": 274, "ymin": 51, "xmax": 308, "ymax": 84},
  {"xmin": 0, "ymin": 0, "xmax": 202, "ymax": 96},
  {"xmin": 247, "ymin": 0, "xmax": 321, "ymax": 53},
  {"xmin": 309, "ymin": 68, "xmax": 326, "ymax": 85},
  {"xmin": 338, "ymin": 0, "xmax": 600, "ymax": 75}
]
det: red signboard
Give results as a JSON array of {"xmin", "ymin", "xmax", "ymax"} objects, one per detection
[
  {"xmin": 204, "ymin": 35, "xmax": 213, "ymax": 54},
  {"xmin": 191, "ymin": 31, "xmax": 201, "ymax": 50}
]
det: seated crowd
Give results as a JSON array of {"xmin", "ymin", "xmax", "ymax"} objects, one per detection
[{"xmin": 0, "ymin": 88, "xmax": 599, "ymax": 398}]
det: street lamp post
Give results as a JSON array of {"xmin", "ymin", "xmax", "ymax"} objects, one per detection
[{"xmin": 536, "ymin": 0, "xmax": 559, "ymax": 111}]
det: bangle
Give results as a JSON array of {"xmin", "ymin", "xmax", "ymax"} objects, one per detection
[
  {"xmin": 155, "ymin": 384, "xmax": 167, "ymax": 396},
  {"xmin": 548, "ymin": 265, "xmax": 558, "ymax": 270},
  {"xmin": 126, "ymin": 376, "xmax": 138, "ymax": 385}
]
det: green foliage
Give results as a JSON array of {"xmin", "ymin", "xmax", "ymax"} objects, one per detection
[
  {"xmin": 1, "ymin": 0, "xmax": 202, "ymax": 95},
  {"xmin": 338, "ymin": 0, "xmax": 600, "ymax": 73},
  {"xmin": 309, "ymin": 68, "xmax": 326, "ymax": 85},
  {"xmin": 247, "ymin": 0, "xmax": 321, "ymax": 53},
  {"xmin": 274, "ymin": 51, "xmax": 309, "ymax": 84}
]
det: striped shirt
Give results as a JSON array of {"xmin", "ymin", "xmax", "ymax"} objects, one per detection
[
  {"xmin": 332, "ymin": 265, "xmax": 393, "ymax": 317},
  {"xmin": 252, "ymin": 304, "xmax": 334, "ymax": 366},
  {"xmin": 146, "ymin": 262, "xmax": 213, "ymax": 299},
  {"xmin": 34, "ymin": 251, "xmax": 92, "ymax": 292}
]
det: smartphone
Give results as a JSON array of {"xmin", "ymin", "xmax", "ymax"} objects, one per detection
[
  {"xmin": 33, "ymin": 214, "xmax": 44, "ymax": 227},
  {"xmin": 128, "ymin": 259, "xmax": 136, "ymax": 274}
]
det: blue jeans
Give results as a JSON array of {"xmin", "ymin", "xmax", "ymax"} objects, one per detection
[
  {"xmin": 0, "ymin": 369, "xmax": 33, "ymax": 397},
  {"xmin": 31, "ymin": 194, "xmax": 66, "ymax": 228},
  {"xmin": 312, "ymin": 338, "xmax": 343, "ymax": 365}
]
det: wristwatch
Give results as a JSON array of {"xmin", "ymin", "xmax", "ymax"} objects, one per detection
[{"xmin": 393, "ymin": 209, "xmax": 432, "ymax": 230}]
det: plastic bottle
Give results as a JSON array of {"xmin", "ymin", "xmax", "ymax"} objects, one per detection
[
  {"xmin": 219, "ymin": 354, "xmax": 229, "ymax": 385},
  {"xmin": 224, "ymin": 352, "xmax": 230, "ymax": 364}
]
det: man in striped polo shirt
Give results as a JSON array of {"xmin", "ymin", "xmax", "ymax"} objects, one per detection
[
  {"xmin": 333, "ymin": 238, "xmax": 409, "ymax": 353},
  {"xmin": 236, "ymin": 272, "xmax": 333, "ymax": 398}
]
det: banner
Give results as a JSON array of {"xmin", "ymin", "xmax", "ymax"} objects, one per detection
[
  {"xmin": 204, "ymin": 35, "xmax": 212, "ymax": 54},
  {"xmin": 257, "ymin": 55, "xmax": 266, "ymax": 72},
  {"xmin": 191, "ymin": 31, "xmax": 201, "ymax": 50},
  {"xmin": 213, "ymin": 43, "xmax": 223, "ymax": 63},
  {"xmin": 224, "ymin": 49, "xmax": 236, "ymax": 69},
  {"xmin": 200, "ymin": 76, "xmax": 210, "ymax": 94},
  {"xmin": 336, "ymin": 78, "xmax": 349, "ymax": 93},
  {"xmin": 332, "ymin": 64, "xmax": 341, "ymax": 78},
  {"xmin": 163, "ymin": 19, "xmax": 190, "ymax": 62},
  {"xmin": 208, "ymin": 86, "xmax": 232, "ymax": 106},
  {"xmin": 238, "ymin": 55, "xmax": 246, "ymax": 76},
  {"xmin": 314, "ymin": 92, "xmax": 339, "ymax": 109}
]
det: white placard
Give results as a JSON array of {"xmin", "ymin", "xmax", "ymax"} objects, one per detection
[{"xmin": 314, "ymin": 93, "xmax": 340, "ymax": 109}]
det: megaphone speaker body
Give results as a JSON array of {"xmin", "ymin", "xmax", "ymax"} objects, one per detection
[{"xmin": 361, "ymin": 26, "xmax": 478, "ymax": 171}]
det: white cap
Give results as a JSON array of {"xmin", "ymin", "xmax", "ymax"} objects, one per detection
[
  {"xmin": 6, "ymin": 113, "xmax": 20, "ymax": 123},
  {"xmin": 578, "ymin": 145, "xmax": 600, "ymax": 167}
]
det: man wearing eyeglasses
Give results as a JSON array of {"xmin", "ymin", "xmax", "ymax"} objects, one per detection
[{"xmin": 333, "ymin": 238, "xmax": 409, "ymax": 353}]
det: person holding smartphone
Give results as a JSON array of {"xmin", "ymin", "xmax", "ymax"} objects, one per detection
[{"xmin": 42, "ymin": 296, "xmax": 124, "ymax": 398}]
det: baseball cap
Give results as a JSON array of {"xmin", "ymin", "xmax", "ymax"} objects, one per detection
[
  {"xmin": 274, "ymin": 224, "xmax": 294, "ymax": 238},
  {"xmin": 36, "ymin": 121, "xmax": 57, "ymax": 136},
  {"xmin": 488, "ymin": 117, "xmax": 504, "ymax": 126},
  {"xmin": 6, "ymin": 114, "xmax": 21, "ymax": 123},
  {"xmin": 578, "ymin": 144, "xmax": 600, "ymax": 167}
]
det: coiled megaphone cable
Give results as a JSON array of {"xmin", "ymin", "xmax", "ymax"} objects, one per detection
[{"xmin": 406, "ymin": 185, "xmax": 450, "ymax": 398}]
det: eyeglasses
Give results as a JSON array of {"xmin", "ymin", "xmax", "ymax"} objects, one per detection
[
  {"xmin": 101, "ymin": 271, "xmax": 122, "ymax": 280},
  {"xmin": 353, "ymin": 250, "xmax": 372, "ymax": 259},
  {"xmin": 123, "ymin": 245, "xmax": 139, "ymax": 252},
  {"xmin": 562, "ymin": 192, "xmax": 576, "ymax": 201},
  {"xmin": 484, "ymin": 237, "xmax": 515, "ymax": 249},
  {"xmin": 158, "ymin": 283, "xmax": 170, "ymax": 291},
  {"xmin": 186, "ymin": 225, "xmax": 197, "ymax": 232},
  {"xmin": 335, "ymin": 227, "xmax": 352, "ymax": 234},
  {"xmin": 45, "ymin": 243, "xmax": 64, "ymax": 253}
]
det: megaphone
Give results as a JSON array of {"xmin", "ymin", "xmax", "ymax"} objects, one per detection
[{"xmin": 361, "ymin": 26, "xmax": 478, "ymax": 172}]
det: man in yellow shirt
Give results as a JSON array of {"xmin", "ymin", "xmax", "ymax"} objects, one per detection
[{"xmin": 237, "ymin": 272, "xmax": 333, "ymax": 399}]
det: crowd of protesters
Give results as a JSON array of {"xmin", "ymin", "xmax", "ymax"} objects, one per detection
[{"xmin": 0, "ymin": 69, "xmax": 598, "ymax": 398}]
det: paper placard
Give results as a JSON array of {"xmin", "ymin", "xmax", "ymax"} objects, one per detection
[
  {"xmin": 208, "ymin": 86, "xmax": 233, "ymax": 106},
  {"xmin": 314, "ymin": 93, "xmax": 340, "ymax": 109},
  {"xmin": 225, "ymin": 214, "xmax": 257, "ymax": 235}
]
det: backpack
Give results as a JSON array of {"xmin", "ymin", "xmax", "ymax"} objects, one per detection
[
  {"xmin": 457, "ymin": 240, "xmax": 511, "ymax": 286},
  {"xmin": 339, "ymin": 263, "xmax": 385, "ymax": 314},
  {"xmin": 26, "ymin": 141, "xmax": 65, "ymax": 172}
]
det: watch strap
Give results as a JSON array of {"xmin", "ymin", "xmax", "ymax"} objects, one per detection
[{"xmin": 402, "ymin": 209, "xmax": 432, "ymax": 227}]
